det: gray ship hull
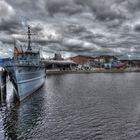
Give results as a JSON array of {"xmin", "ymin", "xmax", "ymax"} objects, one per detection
[{"xmin": 5, "ymin": 65, "xmax": 46, "ymax": 101}]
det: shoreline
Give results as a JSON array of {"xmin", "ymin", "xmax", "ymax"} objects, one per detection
[
  {"xmin": 0, "ymin": 69, "xmax": 140, "ymax": 75},
  {"xmin": 46, "ymin": 69, "xmax": 140, "ymax": 75}
]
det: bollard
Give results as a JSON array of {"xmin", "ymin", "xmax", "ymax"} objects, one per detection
[{"xmin": 1, "ymin": 70, "xmax": 7, "ymax": 102}]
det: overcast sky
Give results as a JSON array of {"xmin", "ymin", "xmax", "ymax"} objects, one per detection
[{"xmin": 0, "ymin": 0, "xmax": 140, "ymax": 58}]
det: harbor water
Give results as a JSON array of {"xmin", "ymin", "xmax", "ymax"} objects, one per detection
[{"xmin": 0, "ymin": 73, "xmax": 140, "ymax": 140}]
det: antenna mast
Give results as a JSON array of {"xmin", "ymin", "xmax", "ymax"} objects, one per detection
[{"xmin": 27, "ymin": 25, "xmax": 32, "ymax": 51}]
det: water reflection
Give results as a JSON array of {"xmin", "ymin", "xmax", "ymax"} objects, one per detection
[
  {"xmin": 0, "ymin": 82, "xmax": 46, "ymax": 140},
  {"xmin": 2, "ymin": 105, "xmax": 18, "ymax": 139}
]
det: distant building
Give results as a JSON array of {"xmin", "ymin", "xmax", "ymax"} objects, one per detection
[
  {"xmin": 69, "ymin": 55, "xmax": 95, "ymax": 65},
  {"xmin": 69, "ymin": 55, "xmax": 121, "ymax": 69},
  {"xmin": 42, "ymin": 53, "xmax": 76, "ymax": 70},
  {"xmin": 120, "ymin": 59, "xmax": 140, "ymax": 67},
  {"xmin": 88, "ymin": 55, "xmax": 118, "ymax": 68},
  {"xmin": 95, "ymin": 55, "xmax": 118, "ymax": 63},
  {"xmin": 53, "ymin": 53, "xmax": 64, "ymax": 60}
]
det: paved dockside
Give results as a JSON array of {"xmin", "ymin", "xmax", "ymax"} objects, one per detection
[{"xmin": 46, "ymin": 69, "xmax": 125, "ymax": 75}]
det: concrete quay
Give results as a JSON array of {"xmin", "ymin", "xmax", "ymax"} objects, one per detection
[{"xmin": 46, "ymin": 69, "xmax": 126, "ymax": 75}]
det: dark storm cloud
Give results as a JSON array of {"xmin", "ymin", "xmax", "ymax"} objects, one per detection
[
  {"xmin": 125, "ymin": 0, "xmax": 140, "ymax": 12},
  {"xmin": 86, "ymin": 1, "xmax": 125, "ymax": 21},
  {"xmin": 32, "ymin": 26, "xmax": 43, "ymax": 33},
  {"xmin": 0, "ymin": 19, "xmax": 21, "ymax": 34},
  {"xmin": 46, "ymin": 0, "xmax": 123, "ymax": 20},
  {"xmin": 0, "ymin": 0, "xmax": 22, "ymax": 46},
  {"xmin": 62, "ymin": 37, "xmax": 101, "ymax": 54},
  {"xmin": 46, "ymin": 0, "xmax": 84, "ymax": 16},
  {"xmin": 1, "ymin": 0, "xmax": 140, "ymax": 58},
  {"xmin": 65, "ymin": 24, "xmax": 86, "ymax": 34},
  {"xmin": 133, "ymin": 24, "xmax": 140, "ymax": 32},
  {"xmin": 0, "ymin": 1, "xmax": 19, "ymax": 31},
  {"xmin": 6, "ymin": 0, "xmax": 45, "ymax": 19},
  {"xmin": 34, "ymin": 39, "xmax": 61, "ymax": 46}
]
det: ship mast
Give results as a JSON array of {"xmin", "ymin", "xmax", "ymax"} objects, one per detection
[{"xmin": 27, "ymin": 25, "xmax": 32, "ymax": 51}]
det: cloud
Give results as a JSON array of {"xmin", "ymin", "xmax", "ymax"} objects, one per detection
[
  {"xmin": 45, "ymin": 0, "xmax": 127, "ymax": 21},
  {"xmin": 61, "ymin": 38, "xmax": 101, "ymax": 55},
  {"xmin": 65, "ymin": 24, "xmax": 86, "ymax": 34},
  {"xmin": 0, "ymin": 41, "xmax": 13, "ymax": 58},
  {"xmin": 74, "ymin": 0, "xmax": 129, "ymax": 21},
  {"xmin": 125, "ymin": 0, "xmax": 140, "ymax": 12},
  {"xmin": 0, "ymin": 1, "xmax": 22, "ymax": 35},
  {"xmin": 46, "ymin": 0, "xmax": 84, "ymax": 16},
  {"xmin": 133, "ymin": 24, "xmax": 140, "ymax": 32},
  {"xmin": 0, "ymin": 1, "xmax": 15, "ymax": 19},
  {"xmin": 0, "ymin": 19, "xmax": 21, "ymax": 34},
  {"xmin": 0, "ymin": 0, "xmax": 140, "ymax": 58}
]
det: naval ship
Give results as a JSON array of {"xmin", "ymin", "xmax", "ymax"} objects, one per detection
[{"xmin": 4, "ymin": 26, "xmax": 46, "ymax": 101}]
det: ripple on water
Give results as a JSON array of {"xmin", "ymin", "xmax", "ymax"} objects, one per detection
[{"xmin": 0, "ymin": 73, "xmax": 140, "ymax": 140}]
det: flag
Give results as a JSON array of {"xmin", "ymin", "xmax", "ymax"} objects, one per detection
[{"xmin": 14, "ymin": 47, "xmax": 19, "ymax": 54}]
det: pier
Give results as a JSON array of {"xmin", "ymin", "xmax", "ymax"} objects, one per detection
[
  {"xmin": 45, "ymin": 68, "xmax": 125, "ymax": 75},
  {"xmin": 0, "ymin": 70, "xmax": 7, "ymax": 103}
]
